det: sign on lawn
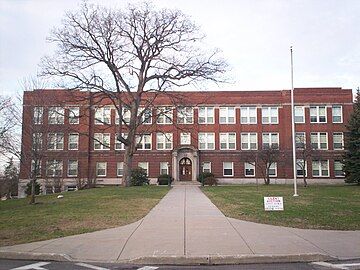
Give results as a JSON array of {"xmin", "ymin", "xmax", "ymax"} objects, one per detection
[{"xmin": 264, "ymin": 196, "xmax": 284, "ymax": 211}]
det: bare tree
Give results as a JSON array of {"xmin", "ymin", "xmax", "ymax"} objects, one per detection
[
  {"xmin": 257, "ymin": 146, "xmax": 280, "ymax": 185},
  {"xmin": 41, "ymin": 2, "xmax": 228, "ymax": 186}
]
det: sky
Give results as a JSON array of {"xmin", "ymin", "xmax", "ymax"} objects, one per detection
[{"xmin": 0, "ymin": 0, "xmax": 359, "ymax": 96}]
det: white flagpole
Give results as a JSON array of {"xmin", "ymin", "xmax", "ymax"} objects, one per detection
[{"xmin": 291, "ymin": 46, "xmax": 299, "ymax": 197}]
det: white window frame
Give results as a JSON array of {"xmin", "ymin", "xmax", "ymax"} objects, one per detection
[
  {"xmin": 219, "ymin": 107, "xmax": 235, "ymax": 124},
  {"xmin": 177, "ymin": 106, "xmax": 194, "ymax": 124},
  {"xmin": 244, "ymin": 162, "xmax": 255, "ymax": 177},
  {"xmin": 115, "ymin": 108, "xmax": 131, "ymax": 125},
  {"xmin": 295, "ymin": 132, "xmax": 306, "ymax": 149},
  {"xmin": 32, "ymin": 132, "xmax": 43, "ymax": 150},
  {"xmin": 156, "ymin": 133, "xmax": 173, "ymax": 150},
  {"xmin": 294, "ymin": 106, "xmax": 305, "ymax": 123},
  {"xmin": 332, "ymin": 105, "xmax": 343, "ymax": 123},
  {"xmin": 333, "ymin": 132, "xmax": 344, "ymax": 150},
  {"xmin": 117, "ymin": 162, "xmax": 124, "ymax": 177},
  {"xmin": 33, "ymin": 107, "xmax": 43, "ymax": 124},
  {"xmin": 312, "ymin": 160, "xmax": 329, "ymax": 177},
  {"xmin": 310, "ymin": 105, "xmax": 327, "ymax": 123},
  {"xmin": 68, "ymin": 107, "xmax": 80, "ymax": 124},
  {"xmin": 31, "ymin": 159, "xmax": 42, "ymax": 177},
  {"xmin": 136, "ymin": 134, "xmax": 152, "ymax": 150},
  {"xmin": 139, "ymin": 107, "xmax": 152, "ymax": 125},
  {"xmin": 138, "ymin": 162, "xmax": 149, "ymax": 176},
  {"xmin": 156, "ymin": 106, "xmax": 173, "ymax": 124},
  {"xmin": 160, "ymin": 162, "xmax": 169, "ymax": 175},
  {"xmin": 198, "ymin": 132, "xmax": 215, "ymax": 150},
  {"xmin": 240, "ymin": 107, "xmax": 257, "ymax": 124},
  {"xmin": 115, "ymin": 133, "xmax": 127, "ymax": 150},
  {"xmin": 223, "ymin": 162, "xmax": 234, "ymax": 177},
  {"xmin": 262, "ymin": 107, "xmax": 279, "ymax": 124},
  {"xmin": 267, "ymin": 162, "xmax": 277, "ymax": 177},
  {"xmin": 219, "ymin": 132, "xmax": 236, "ymax": 150},
  {"xmin": 68, "ymin": 133, "xmax": 79, "ymax": 150},
  {"xmin": 241, "ymin": 132, "xmax": 257, "ymax": 150},
  {"xmin": 96, "ymin": 162, "xmax": 107, "ymax": 177},
  {"xmin": 262, "ymin": 133, "xmax": 279, "ymax": 149},
  {"xmin": 296, "ymin": 159, "xmax": 307, "ymax": 177},
  {"xmin": 95, "ymin": 107, "xmax": 111, "ymax": 125},
  {"xmin": 334, "ymin": 160, "xmax": 345, "ymax": 177},
  {"xmin": 48, "ymin": 107, "xmax": 64, "ymax": 124},
  {"xmin": 310, "ymin": 132, "xmax": 328, "ymax": 150},
  {"xmin": 202, "ymin": 162, "xmax": 211, "ymax": 173},
  {"xmin": 180, "ymin": 132, "xmax": 191, "ymax": 145},
  {"xmin": 198, "ymin": 107, "xmax": 214, "ymax": 124},
  {"xmin": 94, "ymin": 133, "xmax": 111, "ymax": 150},
  {"xmin": 67, "ymin": 160, "xmax": 78, "ymax": 177},
  {"xmin": 46, "ymin": 160, "xmax": 63, "ymax": 177},
  {"xmin": 47, "ymin": 133, "xmax": 64, "ymax": 150}
]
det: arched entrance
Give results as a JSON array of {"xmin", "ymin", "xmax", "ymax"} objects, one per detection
[{"xmin": 179, "ymin": 157, "xmax": 192, "ymax": 181}]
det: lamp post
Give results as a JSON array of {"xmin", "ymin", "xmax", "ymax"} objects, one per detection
[{"xmin": 290, "ymin": 46, "xmax": 299, "ymax": 197}]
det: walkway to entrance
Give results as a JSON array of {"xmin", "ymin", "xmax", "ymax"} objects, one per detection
[{"xmin": 1, "ymin": 186, "xmax": 359, "ymax": 264}]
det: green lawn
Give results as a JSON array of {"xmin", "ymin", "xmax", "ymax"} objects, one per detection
[
  {"xmin": 202, "ymin": 185, "xmax": 360, "ymax": 230},
  {"xmin": 0, "ymin": 186, "xmax": 169, "ymax": 247}
]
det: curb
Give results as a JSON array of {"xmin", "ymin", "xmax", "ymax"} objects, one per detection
[
  {"xmin": 0, "ymin": 251, "xmax": 335, "ymax": 265},
  {"xmin": 0, "ymin": 251, "xmax": 72, "ymax": 262}
]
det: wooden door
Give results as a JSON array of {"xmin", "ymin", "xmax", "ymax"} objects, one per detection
[{"xmin": 179, "ymin": 158, "xmax": 192, "ymax": 181}]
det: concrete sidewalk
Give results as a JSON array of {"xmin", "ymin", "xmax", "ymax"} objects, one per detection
[{"xmin": 1, "ymin": 186, "xmax": 359, "ymax": 264}]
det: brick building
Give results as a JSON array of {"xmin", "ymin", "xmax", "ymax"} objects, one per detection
[{"xmin": 18, "ymin": 87, "xmax": 353, "ymax": 196}]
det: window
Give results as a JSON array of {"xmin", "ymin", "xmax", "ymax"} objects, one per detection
[
  {"xmin": 220, "ymin": 133, "xmax": 236, "ymax": 150},
  {"xmin": 312, "ymin": 160, "xmax": 329, "ymax": 177},
  {"xmin": 138, "ymin": 162, "xmax": 149, "ymax": 176},
  {"xmin": 262, "ymin": 107, "xmax": 278, "ymax": 124},
  {"xmin": 67, "ymin": 160, "xmax": 78, "ymax": 177},
  {"xmin": 48, "ymin": 107, "xmax": 64, "ymax": 124},
  {"xmin": 310, "ymin": 132, "xmax": 328, "ymax": 150},
  {"xmin": 180, "ymin": 133, "xmax": 191, "ymax": 145},
  {"xmin": 332, "ymin": 105, "xmax": 343, "ymax": 123},
  {"xmin": 241, "ymin": 133, "xmax": 257, "ymax": 150},
  {"xmin": 295, "ymin": 132, "xmax": 306, "ymax": 149},
  {"xmin": 31, "ymin": 160, "xmax": 41, "ymax": 177},
  {"xmin": 198, "ymin": 107, "xmax": 214, "ymax": 124},
  {"xmin": 310, "ymin": 106, "xmax": 327, "ymax": 123},
  {"xmin": 139, "ymin": 108, "xmax": 152, "ymax": 124},
  {"xmin": 96, "ymin": 162, "xmax": 107, "ymax": 177},
  {"xmin": 160, "ymin": 162, "xmax": 169, "ymax": 175},
  {"xmin": 94, "ymin": 133, "xmax": 110, "ymax": 150},
  {"xmin": 240, "ymin": 107, "xmax": 257, "ymax": 124},
  {"xmin": 156, "ymin": 133, "xmax": 173, "ymax": 150},
  {"xmin": 95, "ymin": 107, "xmax": 111, "ymax": 125},
  {"xmin": 115, "ymin": 133, "xmax": 127, "ymax": 150},
  {"xmin": 177, "ymin": 107, "xmax": 193, "ymax": 124},
  {"xmin": 136, "ymin": 134, "xmax": 152, "ymax": 150},
  {"xmin": 46, "ymin": 160, "xmax": 63, "ymax": 177},
  {"xmin": 68, "ymin": 107, "xmax": 80, "ymax": 124},
  {"xmin": 333, "ymin": 132, "xmax": 344, "ymax": 150},
  {"xmin": 296, "ymin": 159, "xmax": 307, "ymax": 177},
  {"xmin": 117, "ymin": 162, "xmax": 124, "ymax": 176},
  {"xmin": 244, "ymin": 162, "xmax": 255, "ymax": 177},
  {"xmin": 198, "ymin": 133, "xmax": 215, "ymax": 150},
  {"xmin": 219, "ymin": 107, "xmax": 235, "ymax": 124},
  {"xmin": 262, "ymin": 133, "xmax": 279, "ymax": 149},
  {"xmin": 294, "ymin": 106, "xmax": 305, "ymax": 123},
  {"xmin": 157, "ymin": 107, "xmax": 173, "ymax": 124},
  {"xmin": 223, "ymin": 162, "xmax": 233, "ymax": 176},
  {"xmin": 68, "ymin": 133, "xmax": 79, "ymax": 150},
  {"xmin": 334, "ymin": 160, "xmax": 345, "ymax": 177},
  {"xmin": 33, "ymin": 107, "xmax": 43, "ymax": 124},
  {"xmin": 115, "ymin": 108, "xmax": 131, "ymax": 124},
  {"xmin": 202, "ymin": 162, "xmax": 211, "ymax": 173},
  {"xmin": 32, "ymin": 132, "xmax": 42, "ymax": 150},
  {"xmin": 47, "ymin": 133, "xmax": 64, "ymax": 150},
  {"xmin": 267, "ymin": 163, "xmax": 277, "ymax": 177}
]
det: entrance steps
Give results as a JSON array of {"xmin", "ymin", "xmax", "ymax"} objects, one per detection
[{"xmin": 172, "ymin": 181, "xmax": 200, "ymax": 186}]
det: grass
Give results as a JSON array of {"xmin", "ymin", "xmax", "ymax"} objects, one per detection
[
  {"xmin": 202, "ymin": 185, "xmax": 360, "ymax": 230},
  {"xmin": 0, "ymin": 186, "xmax": 169, "ymax": 247}
]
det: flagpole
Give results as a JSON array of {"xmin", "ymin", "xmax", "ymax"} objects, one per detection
[{"xmin": 291, "ymin": 46, "xmax": 299, "ymax": 197}]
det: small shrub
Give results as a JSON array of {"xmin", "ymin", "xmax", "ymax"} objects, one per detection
[
  {"xmin": 203, "ymin": 176, "xmax": 218, "ymax": 186},
  {"xmin": 197, "ymin": 172, "xmax": 214, "ymax": 184},
  {"xmin": 130, "ymin": 167, "xmax": 149, "ymax": 186},
  {"xmin": 157, "ymin": 174, "xmax": 173, "ymax": 185},
  {"xmin": 25, "ymin": 181, "xmax": 41, "ymax": 196}
]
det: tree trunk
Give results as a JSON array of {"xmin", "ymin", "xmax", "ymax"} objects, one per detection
[
  {"xmin": 123, "ymin": 147, "xmax": 133, "ymax": 187},
  {"xmin": 303, "ymin": 175, "xmax": 308, "ymax": 187},
  {"xmin": 29, "ymin": 178, "xmax": 36, "ymax": 204}
]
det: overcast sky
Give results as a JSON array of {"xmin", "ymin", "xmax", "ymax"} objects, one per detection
[{"xmin": 0, "ymin": 0, "xmax": 359, "ymax": 96}]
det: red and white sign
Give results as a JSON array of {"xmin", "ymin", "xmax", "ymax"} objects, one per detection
[{"xmin": 264, "ymin": 196, "xmax": 284, "ymax": 211}]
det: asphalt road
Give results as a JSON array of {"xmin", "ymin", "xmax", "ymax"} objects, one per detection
[{"xmin": 1, "ymin": 259, "xmax": 360, "ymax": 270}]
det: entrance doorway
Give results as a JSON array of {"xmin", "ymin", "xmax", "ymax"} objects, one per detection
[{"xmin": 179, "ymin": 157, "xmax": 192, "ymax": 181}]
